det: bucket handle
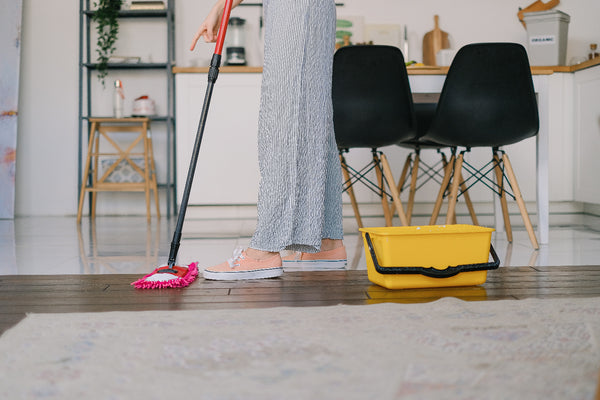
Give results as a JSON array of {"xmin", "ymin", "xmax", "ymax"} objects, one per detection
[{"xmin": 364, "ymin": 232, "xmax": 500, "ymax": 278}]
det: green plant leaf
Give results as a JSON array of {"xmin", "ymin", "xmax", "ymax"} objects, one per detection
[{"xmin": 92, "ymin": 0, "xmax": 122, "ymax": 87}]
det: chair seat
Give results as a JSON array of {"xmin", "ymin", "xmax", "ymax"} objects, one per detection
[
  {"xmin": 397, "ymin": 138, "xmax": 447, "ymax": 150},
  {"xmin": 423, "ymin": 134, "xmax": 537, "ymax": 149}
]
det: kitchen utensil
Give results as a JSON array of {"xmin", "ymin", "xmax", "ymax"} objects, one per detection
[
  {"xmin": 132, "ymin": 95, "xmax": 156, "ymax": 116},
  {"xmin": 422, "ymin": 15, "xmax": 450, "ymax": 66}
]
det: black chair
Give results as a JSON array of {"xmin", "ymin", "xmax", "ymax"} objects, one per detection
[
  {"xmin": 421, "ymin": 42, "xmax": 539, "ymax": 249},
  {"xmin": 333, "ymin": 45, "xmax": 418, "ymax": 228}
]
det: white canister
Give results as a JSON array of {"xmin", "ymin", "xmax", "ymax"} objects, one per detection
[{"xmin": 132, "ymin": 95, "xmax": 156, "ymax": 116}]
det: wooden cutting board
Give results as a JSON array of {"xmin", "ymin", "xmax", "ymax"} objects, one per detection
[{"xmin": 422, "ymin": 15, "xmax": 450, "ymax": 66}]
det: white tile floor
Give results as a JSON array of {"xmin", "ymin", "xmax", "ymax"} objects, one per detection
[{"xmin": 1, "ymin": 213, "xmax": 599, "ymax": 275}]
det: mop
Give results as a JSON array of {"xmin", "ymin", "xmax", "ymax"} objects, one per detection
[{"xmin": 132, "ymin": 0, "xmax": 234, "ymax": 289}]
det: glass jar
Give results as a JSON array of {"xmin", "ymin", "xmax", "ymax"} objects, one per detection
[{"xmin": 589, "ymin": 44, "xmax": 599, "ymax": 60}]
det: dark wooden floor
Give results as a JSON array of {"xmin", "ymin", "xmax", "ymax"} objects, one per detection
[{"xmin": 1, "ymin": 266, "xmax": 600, "ymax": 335}]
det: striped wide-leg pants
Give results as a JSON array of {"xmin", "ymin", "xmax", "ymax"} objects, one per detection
[{"xmin": 249, "ymin": 0, "xmax": 343, "ymax": 253}]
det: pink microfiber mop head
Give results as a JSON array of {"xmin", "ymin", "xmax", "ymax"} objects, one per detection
[{"xmin": 131, "ymin": 262, "xmax": 198, "ymax": 289}]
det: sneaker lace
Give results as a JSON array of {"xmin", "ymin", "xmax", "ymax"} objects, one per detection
[{"xmin": 227, "ymin": 247, "xmax": 245, "ymax": 269}]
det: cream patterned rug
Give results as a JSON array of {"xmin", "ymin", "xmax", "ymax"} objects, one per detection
[{"xmin": 1, "ymin": 297, "xmax": 599, "ymax": 399}]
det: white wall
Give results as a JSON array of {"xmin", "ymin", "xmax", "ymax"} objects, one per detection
[
  {"xmin": 178, "ymin": 0, "xmax": 600, "ymax": 67},
  {"xmin": 17, "ymin": 1, "xmax": 80, "ymax": 216},
  {"xmin": 342, "ymin": 0, "xmax": 599, "ymax": 64},
  {"xmin": 15, "ymin": 0, "xmax": 600, "ymax": 216}
]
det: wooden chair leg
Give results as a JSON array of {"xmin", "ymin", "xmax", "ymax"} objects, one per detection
[
  {"xmin": 406, "ymin": 151, "xmax": 420, "ymax": 225},
  {"xmin": 493, "ymin": 152, "xmax": 512, "ymax": 242},
  {"xmin": 445, "ymin": 153, "xmax": 464, "ymax": 225},
  {"xmin": 502, "ymin": 153, "xmax": 539, "ymax": 249},
  {"xmin": 397, "ymin": 154, "xmax": 412, "ymax": 194},
  {"xmin": 76, "ymin": 185, "xmax": 87, "ymax": 223},
  {"xmin": 339, "ymin": 154, "xmax": 363, "ymax": 229},
  {"xmin": 373, "ymin": 152, "xmax": 393, "ymax": 227},
  {"xmin": 440, "ymin": 152, "xmax": 448, "ymax": 170},
  {"xmin": 380, "ymin": 153, "xmax": 409, "ymax": 226},
  {"xmin": 459, "ymin": 170, "xmax": 479, "ymax": 226},
  {"xmin": 431, "ymin": 153, "xmax": 455, "ymax": 225},
  {"xmin": 91, "ymin": 192, "xmax": 97, "ymax": 220},
  {"xmin": 390, "ymin": 153, "xmax": 412, "ymax": 217},
  {"xmin": 77, "ymin": 122, "xmax": 98, "ymax": 223}
]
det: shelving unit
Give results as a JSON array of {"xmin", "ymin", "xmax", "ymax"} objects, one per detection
[{"xmin": 78, "ymin": 0, "xmax": 176, "ymax": 217}]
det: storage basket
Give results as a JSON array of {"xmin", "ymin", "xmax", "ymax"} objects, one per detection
[
  {"xmin": 360, "ymin": 225, "xmax": 499, "ymax": 289},
  {"xmin": 101, "ymin": 158, "xmax": 145, "ymax": 183}
]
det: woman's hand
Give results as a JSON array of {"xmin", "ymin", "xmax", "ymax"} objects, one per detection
[
  {"xmin": 190, "ymin": 4, "xmax": 223, "ymax": 49},
  {"xmin": 190, "ymin": 0, "xmax": 243, "ymax": 51}
]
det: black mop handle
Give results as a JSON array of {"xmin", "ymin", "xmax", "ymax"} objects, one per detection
[
  {"xmin": 166, "ymin": 54, "xmax": 222, "ymax": 268},
  {"xmin": 165, "ymin": 0, "xmax": 234, "ymax": 269}
]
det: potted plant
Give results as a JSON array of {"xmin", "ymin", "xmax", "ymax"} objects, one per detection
[{"xmin": 92, "ymin": 0, "xmax": 123, "ymax": 87}]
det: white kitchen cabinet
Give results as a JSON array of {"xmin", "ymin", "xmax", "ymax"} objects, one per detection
[
  {"xmin": 176, "ymin": 73, "xmax": 262, "ymax": 205},
  {"xmin": 175, "ymin": 64, "xmax": 600, "ymax": 214},
  {"xmin": 574, "ymin": 65, "xmax": 600, "ymax": 204},
  {"xmin": 175, "ymin": 71, "xmax": 405, "ymax": 207}
]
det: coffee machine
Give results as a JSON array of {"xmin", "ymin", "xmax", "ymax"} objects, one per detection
[{"xmin": 225, "ymin": 17, "xmax": 247, "ymax": 66}]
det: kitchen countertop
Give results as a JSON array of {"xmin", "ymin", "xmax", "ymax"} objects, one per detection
[{"xmin": 173, "ymin": 57, "xmax": 600, "ymax": 75}]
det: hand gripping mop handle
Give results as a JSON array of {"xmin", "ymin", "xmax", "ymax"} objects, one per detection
[
  {"xmin": 214, "ymin": 0, "xmax": 234, "ymax": 57},
  {"xmin": 165, "ymin": 0, "xmax": 234, "ymax": 270}
]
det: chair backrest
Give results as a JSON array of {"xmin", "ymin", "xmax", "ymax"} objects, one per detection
[
  {"xmin": 425, "ymin": 43, "xmax": 539, "ymax": 148},
  {"xmin": 333, "ymin": 45, "xmax": 417, "ymax": 150}
]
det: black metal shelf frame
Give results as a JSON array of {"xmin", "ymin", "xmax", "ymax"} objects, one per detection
[
  {"xmin": 81, "ymin": 115, "xmax": 171, "ymax": 121},
  {"xmin": 78, "ymin": 0, "xmax": 177, "ymax": 217},
  {"xmin": 83, "ymin": 63, "xmax": 171, "ymax": 69},
  {"xmin": 84, "ymin": 9, "xmax": 168, "ymax": 18}
]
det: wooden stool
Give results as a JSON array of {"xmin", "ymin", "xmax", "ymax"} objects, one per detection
[{"xmin": 77, "ymin": 118, "xmax": 160, "ymax": 223}]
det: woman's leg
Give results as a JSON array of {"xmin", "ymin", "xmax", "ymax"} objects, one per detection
[{"xmin": 249, "ymin": 0, "xmax": 342, "ymax": 254}]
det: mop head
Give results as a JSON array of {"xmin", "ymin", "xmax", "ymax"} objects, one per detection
[{"xmin": 131, "ymin": 262, "xmax": 199, "ymax": 289}]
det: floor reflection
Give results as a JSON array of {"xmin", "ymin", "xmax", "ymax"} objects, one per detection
[
  {"xmin": 0, "ymin": 220, "xmax": 17, "ymax": 275},
  {"xmin": 1, "ymin": 214, "xmax": 599, "ymax": 275},
  {"xmin": 76, "ymin": 219, "xmax": 161, "ymax": 274},
  {"xmin": 366, "ymin": 285, "xmax": 489, "ymax": 304}
]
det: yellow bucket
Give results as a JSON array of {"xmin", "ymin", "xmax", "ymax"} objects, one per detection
[{"xmin": 360, "ymin": 225, "xmax": 498, "ymax": 289}]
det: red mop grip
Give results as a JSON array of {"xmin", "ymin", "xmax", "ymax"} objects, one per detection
[{"xmin": 214, "ymin": 0, "xmax": 234, "ymax": 56}]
